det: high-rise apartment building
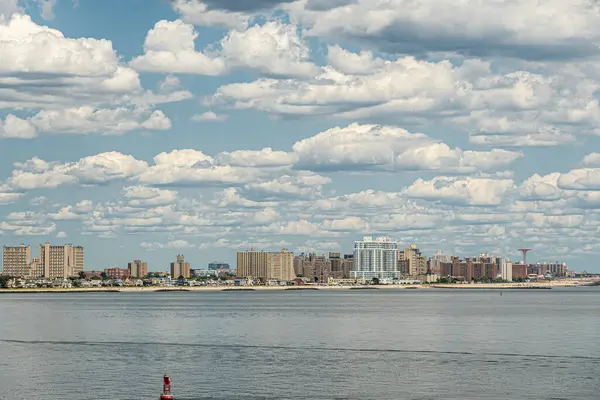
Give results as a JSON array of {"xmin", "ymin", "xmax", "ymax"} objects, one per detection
[
  {"xmin": 351, "ymin": 236, "xmax": 400, "ymax": 280},
  {"xmin": 237, "ymin": 249, "xmax": 269, "ymax": 279},
  {"xmin": 397, "ymin": 259, "xmax": 410, "ymax": 275},
  {"xmin": 313, "ymin": 254, "xmax": 331, "ymax": 283},
  {"xmin": 429, "ymin": 250, "xmax": 452, "ymax": 275},
  {"xmin": 2, "ymin": 244, "xmax": 31, "ymax": 276},
  {"xmin": 301, "ymin": 255, "xmax": 315, "ymax": 281},
  {"xmin": 501, "ymin": 259, "xmax": 513, "ymax": 282},
  {"xmin": 170, "ymin": 254, "xmax": 191, "ymax": 279},
  {"xmin": 512, "ymin": 263, "xmax": 528, "ymax": 279},
  {"xmin": 293, "ymin": 255, "xmax": 305, "ymax": 276},
  {"xmin": 268, "ymin": 249, "xmax": 295, "ymax": 281},
  {"xmin": 329, "ymin": 252, "xmax": 342, "ymax": 279},
  {"xmin": 528, "ymin": 262, "xmax": 568, "ymax": 277},
  {"xmin": 342, "ymin": 254, "xmax": 354, "ymax": 279},
  {"xmin": 400, "ymin": 244, "xmax": 427, "ymax": 276},
  {"xmin": 128, "ymin": 260, "xmax": 148, "ymax": 278},
  {"xmin": 439, "ymin": 257, "xmax": 504, "ymax": 282},
  {"xmin": 39, "ymin": 242, "xmax": 84, "ymax": 278},
  {"xmin": 237, "ymin": 249, "xmax": 296, "ymax": 281}
]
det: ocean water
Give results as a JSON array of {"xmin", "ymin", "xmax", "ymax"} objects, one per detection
[{"xmin": 0, "ymin": 288, "xmax": 599, "ymax": 399}]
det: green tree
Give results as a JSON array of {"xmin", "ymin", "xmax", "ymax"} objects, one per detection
[
  {"xmin": 372, "ymin": 277, "xmax": 380, "ymax": 285},
  {"xmin": 0, "ymin": 276, "xmax": 15, "ymax": 288},
  {"xmin": 101, "ymin": 272, "xmax": 108, "ymax": 280},
  {"xmin": 78, "ymin": 271, "xmax": 86, "ymax": 279}
]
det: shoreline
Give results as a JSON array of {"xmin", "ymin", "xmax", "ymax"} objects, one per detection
[{"xmin": 0, "ymin": 280, "xmax": 596, "ymax": 294}]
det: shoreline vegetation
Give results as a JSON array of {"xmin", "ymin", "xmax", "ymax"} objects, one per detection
[{"xmin": 0, "ymin": 280, "xmax": 597, "ymax": 294}]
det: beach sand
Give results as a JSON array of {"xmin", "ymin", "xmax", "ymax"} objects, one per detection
[{"xmin": 1, "ymin": 279, "xmax": 596, "ymax": 293}]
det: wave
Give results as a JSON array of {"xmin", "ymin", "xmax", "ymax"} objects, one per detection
[{"xmin": 1, "ymin": 339, "xmax": 598, "ymax": 362}]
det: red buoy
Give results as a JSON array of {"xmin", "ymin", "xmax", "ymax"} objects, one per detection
[{"xmin": 160, "ymin": 375, "xmax": 174, "ymax": 400}]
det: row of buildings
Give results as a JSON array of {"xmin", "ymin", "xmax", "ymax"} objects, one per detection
[
  {"xmin": 233, "ymin": 239, "xmax": 435, "ymax": 283},
  {"xmin": 236, "ymin": 237, "xmax": 569, "ymax": 283},
  {"xmin": 2, "ymin": 243, "xmax": 84, "ymax": 279},
  {"xmin": 103, "ymin": 256, "xmax": 233, "ymax": 280},
  {"xmin": 351, "ymin": 237, "xmax": 428, "ymax": 279},
  {"xmin": 3, "ymin": 238, "xmax": 569, "ymax": 284},
  {"xmin": 2, "ymin": 242, "xmax": 233, "ymax": 280},
  {"xmin": 104, "ymin": 255, "xmax": 192, "ymax": 279},
  {"xmin": 432, "ymin": 253, "xmax": 569, "ymax": 281},
  {"xmin": 237, "ymin": 249, "xmax": 296, "ymax": 282},
  {"xmin": 104, "ymin": 259, "xmax": 148, "ymax": 280}
]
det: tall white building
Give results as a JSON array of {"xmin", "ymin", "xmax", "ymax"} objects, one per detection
[
  {"xmin": 430, "ymin": 250, "xmax": 452, "ymax": 267},
  {"xmin": 501, "ymin": 258, "xmax": 512, "ymax": 282},
  {"xmin": 351, "ymin": 236, "xmax": 400, "ymax": 280}
]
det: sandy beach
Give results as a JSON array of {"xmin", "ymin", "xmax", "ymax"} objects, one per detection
[{"xmin": 0, "ymin": 279, "xmax": 597, "ymax": 293}]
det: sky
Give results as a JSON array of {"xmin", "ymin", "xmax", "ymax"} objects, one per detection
[{"xmin": 1, "ymin": 0, "xmax": 600, "ymax": 272}]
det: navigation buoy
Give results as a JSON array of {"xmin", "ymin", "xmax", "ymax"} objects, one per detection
[{"xmin": 160, "ymin": 375, "xmax": 174, "ymax": 400}]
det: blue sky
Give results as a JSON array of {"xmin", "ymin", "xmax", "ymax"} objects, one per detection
[{"xmin": 1, "ymin": 0, "xmax": 600, "ymax": 272}]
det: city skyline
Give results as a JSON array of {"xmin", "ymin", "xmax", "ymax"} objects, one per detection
[
  {"xmin": 2, "ymin": 1, "xmax": 600, "ymax": 272},
  {"xmin": 1, "ymin": 239, "xmax": 569, "ymax": 275}
]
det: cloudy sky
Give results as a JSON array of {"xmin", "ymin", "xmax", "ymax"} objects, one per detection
[{"xmin": 1, "ymin": 0, "xmax": 600, "ymax": 272}]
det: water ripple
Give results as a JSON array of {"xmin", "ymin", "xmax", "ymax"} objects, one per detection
[{"xmin": 2, "ymin": 339, "xmax": 598, "ymax": 361}]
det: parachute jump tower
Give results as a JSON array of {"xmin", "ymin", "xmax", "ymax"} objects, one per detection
[{"xmin": 518, "ymin": 248, "xmax": 531, "ymax": 265}]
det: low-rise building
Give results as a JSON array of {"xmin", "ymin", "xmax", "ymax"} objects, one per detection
[
  {"xmin": 327, "ymin": 277, "xmax": 368, "ymax": 285},
  {"xmin": 191, "ymin": 269, "xmax": 217, "ymax": 277},
  {"xmin": 104, "ymin": 268, "xmax": 130, "ymax": 279},
  {"xmin": 208, "ymin": 262, "xmax": 230, "ymax": 270}
]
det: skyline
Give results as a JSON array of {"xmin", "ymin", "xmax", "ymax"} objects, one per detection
[
  {"xmin": 2, "ymin": 0, "xmax": 600, "ymax": 271},
  {"xmin": 1, "ymin": 239, "xmax": 569, "ymax": 273}
]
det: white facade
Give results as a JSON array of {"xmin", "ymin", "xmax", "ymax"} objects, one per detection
[
  {"xmin": 430, "ymin": 250, "xmax": 452, "ymax": 268},
  {"xmin": 191, "ymin": 269, "xmax": 217, "ymax": 277},
  {"xmin": 501, "ymin": 258, "xmax": 513, "ymax": 282},
  {"xmin": 351, "ymin": 236, "xmax": 400, "ymax": 280}
]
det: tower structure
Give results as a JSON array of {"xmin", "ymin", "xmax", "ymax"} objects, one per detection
[
  {"xmin": 170, "ymin": 254, "xmax": 190, "ymax": 279},
  {"xmin": 518, "ymin": 248, "xmax": 531, "ymax": 265},
  {"xmin": 39, "ymin": 242, "xmax": 84, "ymax": 278},
  {"xmin": 351, "ymin": 236, "xmax": 400, "ymax": 280},
  {"xmin": 236, "ymin": 249, "xmax": 295, "ymax": 281}
]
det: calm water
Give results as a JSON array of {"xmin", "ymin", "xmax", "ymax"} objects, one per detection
[{"xmin": 0, "ymin": 288, "xmax": 599, "ymax": 399}]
